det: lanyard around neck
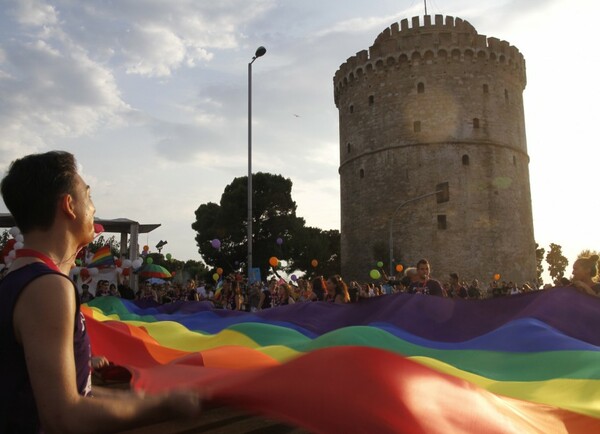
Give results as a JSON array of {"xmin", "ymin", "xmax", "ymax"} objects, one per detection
[{"xmin": 15, "ymin": 249, "xmax": 63, "ymax": 273}]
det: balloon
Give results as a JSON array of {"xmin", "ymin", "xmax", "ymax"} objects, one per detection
[
  {"xmin": 115, "ymin": 259, "xmax": 122, "ymax": 267},
  {"xmin": 146, "ymin": 257, "xmax": 153, "ymax": 264},
  {"xmin": 269, "ymin": 256, "xmax": 279, "ymax": 267},
  {"xmin": 290, "ymin": 274, "xmax": 297, "ymax": 282},
  {"xmin": 122, "ymin": 259, "xmax": 132, "ymax": 268},
  {"xmin": 166, "ymin": 253, "xmax": 172, "ymax": 260},
  {"xmin": 89, "ymin": 267, "xmax": 99, "ymax": 276},
  {"xmin": 396, "ymin": 264, "xmax": 404, "ymax": 273},
  {"xmin": 171, "ymin": 271, "xmax": 176, "ymax": 277},
  {"xmin": 276, "ymin": 237, "xmax": 283, "ymax": 245},
  {"xmin": 15, "ymin": 234, "xmax": 24, "ymax": 243},
  {"xmin": 212, "ymin": 273, "xmax": 219, "ymax": 282},
  {"xmin": 376, "ymin": 261, "xmax": 383, "ymax": 268},
  {"xmin": 494, "ymin": 273, "xmax": 501, "ymax": 281},
  {"xmin": 116, "ymin": 267, "xmax": 123, "ymax": 275},
  {"xmin": 123, "ymin": 268, "xmax": 131, "ymax": 277},
  {"xmin": 8, "ymin": 250, "xmax": 16, "ymax": 259},
  {"xmin": 143, "ymin": 245, "xmax": 149, "ymax": 251},
  {"xmin": 311, "ymin": 259, "xmax": 318, "ymax": 268},
  {"xmin": 132, "ymin": 258, "xmax": 143, "ymax": 269},
  {"xmin": 370, "ymin": 269, "xmax": 381, "ymax": 280},
  {"xmin": 9, "ymin": 226, "xmax": 20, "ymax": 237},
  {"xmin": 211, "ymin": 239, "xmax": 221, "ymax": 249},
  {"xmin": 216, "ymin": 267, "xmax": 223, "ymax": 275},
  {"xmin": 14, "ymin": 242, "xmax": 24, "ymax": 250},
  {"xmin": 80, "ymin": 268, "xmax": 90, "ymax": 280},
  {"xmin": 75, "ymin": 259, "xmax": 82, "ymax": 266}
]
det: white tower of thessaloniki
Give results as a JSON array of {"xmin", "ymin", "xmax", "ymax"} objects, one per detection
[{"xmin": 333, "ymin": 15, "xmax": 536, "ymax": 284}]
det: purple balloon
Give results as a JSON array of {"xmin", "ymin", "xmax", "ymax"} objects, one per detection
[
  {"xmin": 290, "ymin": 274, "xmax": 297, "ymax": 282},
  {"xmin": 276, "ymin": 237, "xmax": 283, "ymax": 245},
  {"xmin": 211, "ymin": 239, "xmax": 221, "ymax": 249}
]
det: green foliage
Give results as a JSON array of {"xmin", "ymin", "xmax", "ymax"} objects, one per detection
[
  {"xmin": 0, "ymin": 230, "xmax": 9, "ymax": 253},
  {"xmin": 535, "ymin": 243, "xmax": 545, "ymax": 282},
  {"xmin": 545, "ymin": 243, "xmax": 569, "ymax": 283},
  {"xmin": 88, "ymin": 235, "xmax": 120, "ymax": 257},
  {"xmin": 192, "ymin": 173, "xmax": 340, "ymax": 279}
]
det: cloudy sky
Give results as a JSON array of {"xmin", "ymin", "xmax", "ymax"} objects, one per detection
[{"xmin": 0, "ymin": 0, "xmax": 598, "ymax": 279}]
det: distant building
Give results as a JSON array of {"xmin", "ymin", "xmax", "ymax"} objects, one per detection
[{"xmin": 333, "ymin": 15, "xmax": 536, "ymax": 283}]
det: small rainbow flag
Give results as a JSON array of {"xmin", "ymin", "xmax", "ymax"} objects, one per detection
[{"xmin": 87, "ymin": 245, "xmax": 114, "ymax": 268}]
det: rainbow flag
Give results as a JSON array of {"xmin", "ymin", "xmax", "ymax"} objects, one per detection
[
  {"xmin": 87, "ymin": 245, "xmax": 114, "ymax": 268},
  {"xmin": 83, "ymin": 288, "xmax": 600, "ymax": 433}
]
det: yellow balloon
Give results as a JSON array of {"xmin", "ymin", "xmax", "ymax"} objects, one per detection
[
  {"xmin": 311, "ymin": 259, "xmax": 318, "ymax": 268},
  {"xmin": 212, "ymin": 273, "xmax": 219, "ymax": 281}
]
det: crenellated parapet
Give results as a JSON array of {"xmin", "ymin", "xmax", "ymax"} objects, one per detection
[{"xmin": 334, "ymin": 15, "xmax": 525, "ymax": 104}]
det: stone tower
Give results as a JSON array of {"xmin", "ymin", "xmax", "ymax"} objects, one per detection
[{"xmin": 333, "ymin": 15, "xmax": 536, "ymax": 284}]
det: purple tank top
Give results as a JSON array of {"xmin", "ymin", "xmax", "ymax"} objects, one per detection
[{"xmin": 0, "ymin": 262, "xmax": 92, "ymax": 433}]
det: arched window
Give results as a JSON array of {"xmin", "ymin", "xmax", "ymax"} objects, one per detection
[
  {"xmin": 417, "ymin": 82, "xmax": 425, "ymax": 94},
  {"xmin": 349, "ymin": 104, "xmax": 354, "ymax": 114},
  {"xmin": 483, "ymin": 84, "xmax": 489, "ymax": 94},
  {"xmin": 504, "ymin": 89, "xmax": 509, "ymax": 102},
  {"xmin": 437, "ymin": 215, "xmax": 447, "ymax": 230},
  {"xmin": 473, "ymin": 118, "xmax": 480, "ymax": 129},
  {"xmin": 413, "ymin": 121, "xmax": 421, "ymax": 132},
  {"xmin": 359, "ymin": 168, "xmax": 365, "ymax": 179},
  {"xmin": 513, "ymin": 155, "xmax": 517, "ymax": 165},
  {"xmin": 368, "ymin": 95, "xmax": 374, "ymax": 106},
  {"xmin": 347, "ymin": 143, "xmax": 352, "ymax": 154},
  {"xmin": 462, "ymin": 154, "xmax": 470, "ymax": 165}
]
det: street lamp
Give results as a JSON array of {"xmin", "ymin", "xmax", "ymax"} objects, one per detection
[
  {"xmin": 248, "ymin": 46, "xmax": 266, "ymax": 280},
  {"xmin": 388, "ymin": 182, "xmax": 449, "ymax": 276}
]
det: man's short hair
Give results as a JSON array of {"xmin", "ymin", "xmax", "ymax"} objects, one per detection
[
  {"xmin": 416, "ymin": 259, "xmax": 429, "ymax": 268},
  {"xmin": 1, "ymin": 151, "xmax": 78, "ymax": 233}
]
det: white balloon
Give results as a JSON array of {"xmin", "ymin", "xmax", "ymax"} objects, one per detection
[
  {"xmin": 15, "ymin": 234, "xmax": 24, "ymax": 243},
  {"xmin": 89, "ymin": 267, "xmax": 99, "ymax": 276},
  {"xmin": 9, "ymin": 226, "xmax": 20, "ymax": 237},
  {"xmin": 122, "ymin": 259, "xmax": 132, "ymax": 268},
  {"xmin": 4, "ymin": 256, "xmax": 12, "ymax": 266},
  {"xmin": 14, "ymin": 242, "xmax": 24, "ymax": 250},
  {"xmin": 116, "ymin": 267, "xmax": 123, "ymax": 275},
  {"xmin": 132, "ymin": 258, "xmax": 143, "ymax": 269},
  {"xmin": 8, "ymin": 250, "xmax": 16, "ymax": 259}
]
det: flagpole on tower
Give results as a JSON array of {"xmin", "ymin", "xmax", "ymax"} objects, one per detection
[{"xmin": 424, "ymin": 0, "xmax": 428, "ymax": 15}]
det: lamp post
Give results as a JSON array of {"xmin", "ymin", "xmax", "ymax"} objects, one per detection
[
  {"xmin": 248, "ymin": 46, "xmax": 266, "ymax": 280},
  {"xmin": 388, "ymin": 183, "xmax": 449, "ymax": 276}
]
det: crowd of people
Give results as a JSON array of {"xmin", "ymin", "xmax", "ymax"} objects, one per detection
[{"xmin": 83, "ymin": 255, "xmax": 600, "ymax": 310}]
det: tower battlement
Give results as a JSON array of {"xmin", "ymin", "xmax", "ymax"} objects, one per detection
[{"xmin": 334, "ymin": 15, "xmax": 525, "ymax": 103}]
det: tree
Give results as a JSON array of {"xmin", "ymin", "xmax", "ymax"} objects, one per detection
[
  {"xmin": 546, "ymin": 243, "xmax": 568, "ymax": 283},
  {"xmin": 535, "ymin": 243, "xmax": 545, "ymax": 282},
  {"xmin": 192, "ymin": 173, "xmax": 340, "ymax": 279},
  {"xmin": 0, "ymin": 230, "xmax": 9, "ymax": 253},
  {"xmin": 88, "ymin": 235, "xmax": 120, "ymax": 257}
]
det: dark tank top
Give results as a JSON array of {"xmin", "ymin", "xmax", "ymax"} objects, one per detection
[{"xmin": 0, "ymin": 262, "xmax": 92, "ymax": 433}]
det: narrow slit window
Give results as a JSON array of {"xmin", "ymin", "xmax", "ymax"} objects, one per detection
[
  {"xmin": 437, "ymin": 215, "xmax": 447, "ymax": 230},
  {"xmin": 417, "ymin": 82, "xmax": 425, "ymax": 94},
  {"xmin": 413, "ymin": 121, "xmax": 421, "ymax": 132},
  {"xmin": 349, "ymin": 104, "xmax": 354, "ymax": 114},
  {"xmin": 504, "ymin": 89, "xmax": 509, "ymax": 102},
  {"xmin": 347, "ymin": 143, "xmax": 352, "ymax": 154},
  {"xmin": 462, "ymin": 154, "xmax": 470, "ymax": 165},
  {"xmin": 473, "ymin": 118, "xmax": 480, "ymax": 129},
  {"xmin": 483, "ymin": 84, "xmax": 489, "ymax": 94},
  {"xmin": 368, "ymin": 95, "xmax": 374, "ymax": 106},
  {"xmin": 359, "ymin": 168, "xmax": 365, "ymax": 179}
]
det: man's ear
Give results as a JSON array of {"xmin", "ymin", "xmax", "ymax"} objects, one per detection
[{"xmin": 61, "ymin": 194, "xmax": 77, "ymax": 220}]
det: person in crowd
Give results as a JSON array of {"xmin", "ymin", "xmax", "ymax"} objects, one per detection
[
  {"xmin": 467, "ymin": 279, "xmax": 481, "ymax": 299},
  {"xmin": 277, "ymin": 283, "xmax": 296, "ymax": 305},
  {"xmin": 80, "ymin": 283, "xmax": 94, "ymax": 303},
  {"xmin": 571, "ymin": 254, "xmax": 600, "ymax": 297},
  {"xmin": 448, "ymin": 273, "xmax": 467, "ymax": 298},
  {"xmin": 0, "ymin": 151, "xmax": 201, "ymax": 433},
  {"xmin": 109, "ymin": 283, "xmax": 120, "ymax": 297},
  {"xmin": 326, "ymin": 275, "xmax": 350, "ymax": 303},
  {"xmin": 348, "ymin": 281, "xmax": 360, "ymax": 302},
  {"xmin": 140, "ymin": 281, "xmax": 158, "ymax": 302},
  {"xmin": 311, "ymin": 276, "xmax": 326, "ymax": 301},
  {"xmin": 258, "ymin": 280, "xmax": 274, "ymax": 310},
  {"xmin": 407, "ymin": 259, "xmax": 444, "ymax": 296},
  {"xmin": 232, "ymin": 281, "xmax": 245, "ymax": 310},
  {"xmin": 118, "ymin": 279, "xmax": 135, "ymax": 300}
]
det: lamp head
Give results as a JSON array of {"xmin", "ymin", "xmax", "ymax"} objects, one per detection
[{"xmin": 254, "ymin": 46, "xmax": 266, "ymax": 58}]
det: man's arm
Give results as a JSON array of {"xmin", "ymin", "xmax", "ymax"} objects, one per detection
[{"xmin": 14, "ymin": 274, "xmax": 202, "ymax": 434}]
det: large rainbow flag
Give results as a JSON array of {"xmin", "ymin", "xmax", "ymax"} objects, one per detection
[
  {"xmin": 86, "ymin": 245, "xmax": 114, "ymax": 268},
  {"xmin": 83, "ymin": 287, "xmax": 600, "ymax": 433}
]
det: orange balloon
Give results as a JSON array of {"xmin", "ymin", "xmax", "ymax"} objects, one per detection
[
  {"xmin": 269, "ymin": 256, "xmax": 279, "ymax": 267},
  {"xmin": 311, "ymin": 259, "xmax": 318, "ymax": 268},
  {"xmin": 143, "ymin": 245, "xmax": 149, "ymax": 251},
  {"xmin": 216, "ymin": 267, "xmax": 223, "ymax": 275},
  {"xmin": 494, "ymin": 273, "xmax": 501, "ymax": 281},
  {"xmin": 395, "ymin": 264, "xmax": 404, "ymax": 272}
]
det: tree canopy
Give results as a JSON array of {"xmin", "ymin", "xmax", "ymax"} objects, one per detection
[
  {"xmin": 192, "ymin": 173, "xmax": 340, "ymax": 279},
  {"xmin": 546, "ymin": 243, "xmax": 569, "ymax": 283}
]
